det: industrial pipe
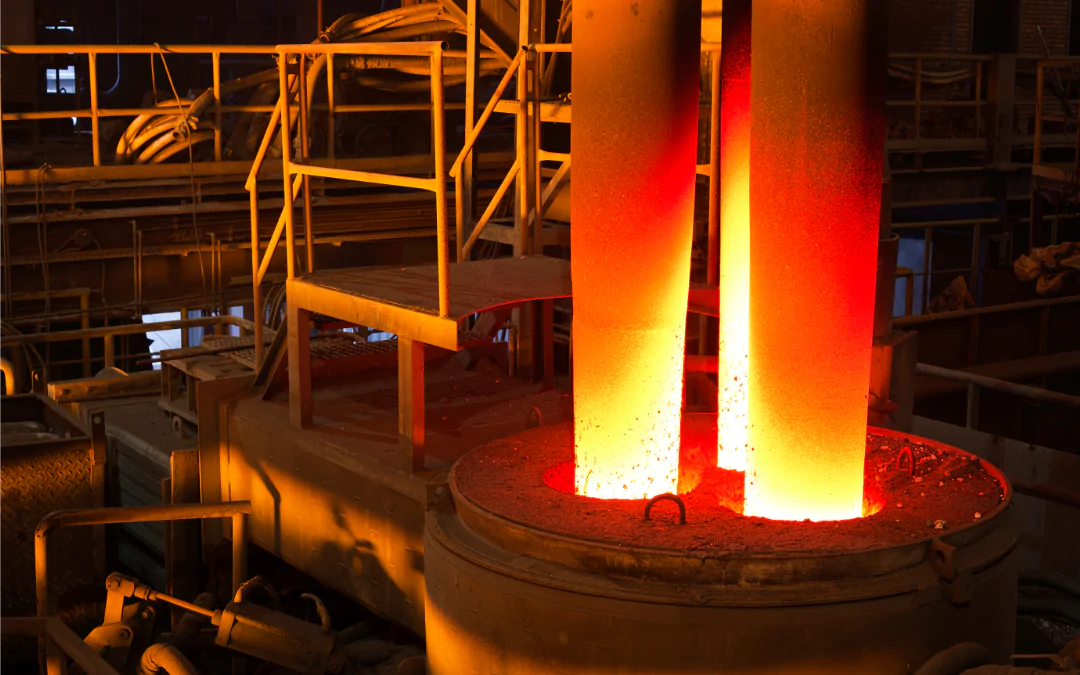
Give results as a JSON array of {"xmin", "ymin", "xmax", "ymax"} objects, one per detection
[
  {"xmin": 571, "ymin": 0, "xmax": 702, "ymax": 498},
  {"xmin": 1, "ymin": 357, "xmax": 15, "ymax": 394},
  {"xmin": 745, "ymin": 0, "xmax": 887, "ymax": 520},
  {"xmin": 138, "ymin": 644, "xmax": 200, "ymax": 675},
  {"xmin": 171, "ymin": 593, "xmax": 217, "ymax": 647},
  {"xmin": 0, "ymin": 314, "xmax": 255, "ymax": 346},
  {"xmin": 716, "ymin": 0, "xmax": 751, "ymax": 471},
  {"xmin": 913, "ymin": 643, "xmax": 995, "ymax": 675},
  {"xmin": 35, "ymin": 502, "xmax": 252, "ymax": 621}
]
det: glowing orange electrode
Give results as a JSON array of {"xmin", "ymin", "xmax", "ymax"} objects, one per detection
[
  {"xmin": 571, "ymin": 0, "xmax": 702, "ymax": 499},
  {"xmin": 744, "ymin": 0, "xmax": 887, "ymax": 520},
  {"xmin": 716, "ymin": 0, "xmax": 752, "ymax": 471}
]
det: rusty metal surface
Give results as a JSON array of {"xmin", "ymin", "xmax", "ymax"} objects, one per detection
[{"xmin": 1, "ymin": 396, "xmax": 104, "ymax": 664}]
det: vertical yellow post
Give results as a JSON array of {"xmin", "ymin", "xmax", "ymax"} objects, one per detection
[
  {"xmin": 326, "ymin": 53, "xmax": 335, "ymax": 160},
  {"xmin": 515, "ymin": 0, "xmax": 531, "ymax": 256},
  {"xmin": 278, "ymin": 52, "xmax": 296, "ymax": 280},
  {"xmin": 212, "ymin": 51, "xmax": 222, "ymax": 162},
  {"xmin": 104, "ymin": 334, "xmax": 115, "ymax": 369},
  {"xmin": 80, "ymin": 291, "xmax": 91, "ymax": 378},
  {"xmin": 298, "ymin": 55, "xmax": 314, "ymax": 274},
  {"xmin": 249, "ymin": 185, "xmax": 264, "ymax": 369},
  {"xmin": 431, "ymin": 47, "xmax": 449, "ymax": 318},
  {"xmin": 88, "ymin": 53, "xmax": 100, "ymax": 166},
  {"xmin": 459, "ymin": 0, "xmax": 480, "ymax": 263}
]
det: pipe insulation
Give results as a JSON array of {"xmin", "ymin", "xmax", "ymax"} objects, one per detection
[{"xmin": 570, "ymin": 0, "xmax": 702, "ymax": 498}]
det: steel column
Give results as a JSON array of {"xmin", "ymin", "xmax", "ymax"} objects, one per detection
[
  {"xmin": 398, "ymin": 337, "xmax": 426, "ymax": 473},
  {"xmin": 279, "ymin": 55, "xmax": 296, "ymax": 280},
  {"xmin": 287, "ymin": 303, "xmax": 312, "ymax": 427}
]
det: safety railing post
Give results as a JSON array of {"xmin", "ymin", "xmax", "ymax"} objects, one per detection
[
  {"xmin": 515, "ymin": 46, "xmax": 529, "ymax": 254},
  {"xmin": 278, "ymin": 51, "xmax": 296, "ymax": 280},
  {"xmin": 88, "ymin": 53, "xmax": 100, "ymax": 166},
  {"xmin": 103, "ymin": 334, "xmax": 115, "ymax": 369},
  {"xmin": 250, "ymin": 183, "xmax": 264, "ymax": 369},
  {"xmin": 326, "ymin": 53, "xmax": 335, "ymax": 159},
  {"xmin": 79, "ymin": 292, "xmax": 91, "ymax": 378},
  {"xmin": 532, "ymin": 47, "xmax": 543, "ymax": 253},
  {"xmin": 1035, "ymin": 63, "xmax": 1044, "ymax": 166},
  {"xmin": 461, "ymin": 0, "xmax": 480, "ymax": 262},
  {"xmin": 213, "ymin": 51, "xmax": 222, "ymax": 161},
  {"xmin": 974, "ymin": 60, "xmax": 982, "ymax": 141},
  {"xmin": 914, "ymin": 58, "xmax": 922, "ymax": 142},
  {"xmin": 432, "ymin": 46, "xmax": 449, "ymax": 318},
  {"xmin": 298, "ymin": 54, "xmax": 315, "ymax": 275},
  {"xmin": 455, "ymin": 169, "xmax": 465, "ymax": 262}
]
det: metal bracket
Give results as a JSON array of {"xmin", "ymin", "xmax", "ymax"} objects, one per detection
[
  {"xmin": 103, "ymin": 573, "xmax": 141, "ymax": 625},
  {"xmin": 644, "ymin": 493, "xmax": 688, "ymax": 525},
  {"xmin": 426, "ymin": 479, "xmax": 454, "ymax": 511},
  {"xmin": 929, "ymin": 538, "xmax": 972, "ymax": 604},
  {"xmin": 81, "ymin": 602, "xmax": 155, "ymax": 672}
]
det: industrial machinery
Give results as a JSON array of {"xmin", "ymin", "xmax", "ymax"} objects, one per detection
[{"xmin": 2, "ymin": 0, "xmax": 1079, "ymax": 674}]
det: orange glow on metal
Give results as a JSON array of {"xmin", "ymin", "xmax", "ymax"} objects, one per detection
[
  {"xmin": 571, "ymin": 0, "xmax": 701, "ymax": 499},
  {"xmin": 717, "ymin": 0, "xmax": 751, "ymax": 472},
  {"xmin": 744, "ymin": 0, "xmax": 886, "ymax": 520}
]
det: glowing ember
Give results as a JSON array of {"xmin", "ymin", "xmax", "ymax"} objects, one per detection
[
  {"xmin": 744, "ymin": 0, "xmax": 886, "ymax": 521},
  {"xmin": 717, "ymin": 0, "xmax": 752, "ymax": 472},
  {"xmin": 571, "ymin": 0, "xmax": 701, "ymax": 499}
]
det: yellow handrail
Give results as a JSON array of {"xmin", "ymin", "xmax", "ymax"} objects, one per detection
[
  {"xmin": 245, "ymin": 96, "xmax": 285, "ymax": 192},
  {"xmin": 450, "ymin": 47, "xmax": 526, "ymax": 179},
  {"xmin": 246, "ymin": 41, "xmax": 452, "ymax": 369},
  {"xmin": 463, "ymin": 158, "xmax": 521, "ymax": 257}
]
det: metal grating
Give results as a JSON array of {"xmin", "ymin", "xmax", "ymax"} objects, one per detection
[{"xmin": 1, "ymin": 443, "xmax": 102, "ymax": 665}]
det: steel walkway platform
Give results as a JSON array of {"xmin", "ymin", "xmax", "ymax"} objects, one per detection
[{"xmin": 286, "ymin": 255, "xmax": 572, "ymax": 352}]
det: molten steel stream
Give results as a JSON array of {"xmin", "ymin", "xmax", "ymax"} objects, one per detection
[
  {"xmin": 717, "ymin": 0, "xmax": 752, "ymax": 472},
  {"xmin": 745, "ymin": 0, "xmax": 887, "ymax": 521},
  {"xmin": 571, "ymin": 0, "xmax": 702, "ymax": 499}
]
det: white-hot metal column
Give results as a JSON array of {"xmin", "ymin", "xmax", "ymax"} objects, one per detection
[
  {"xmin": 571, "ymin": 0, "xmax": 702, "ymax": 499},
  {"xmin": 745, "ymin": 0, "xmax": 888, "ymax": 520}
]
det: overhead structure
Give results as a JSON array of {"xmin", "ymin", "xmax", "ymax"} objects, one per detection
[
  {"xmin": 745, "ymin": 0, "xmax": 888, "ymax": 520},
  {"xmin": 716, "ymin": 0, "xmax": 752, "ymax": 472},
  {"xmin": 570, "ymin": 0, "xmax": 702, "ymax": 499}
]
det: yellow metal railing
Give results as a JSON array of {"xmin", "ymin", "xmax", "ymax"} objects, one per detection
[
  {"xmin": 1032, "ymin": 58, "xmax": 1080, "ymax": 168},
  {"xmin": 885, "ymin": 52, "xmax": 992, "ymax": 150},
  {"xmin": 451, "ymin": 45, "xmax": 526, "ymax": 260},
  {"xmin": 0, "ymin": 43, "xmax": 473, "ymax": 185},
  {"xmin": 451, "ymin": 42, "xmax": 723, "ymax": 269},
  {"xmin": 0, "ymin": 44, "xmax": 280, "ymax": 167},
  {"xmin": 246, "ymin": 42, "xmax": 450, "ymax": 368}
]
